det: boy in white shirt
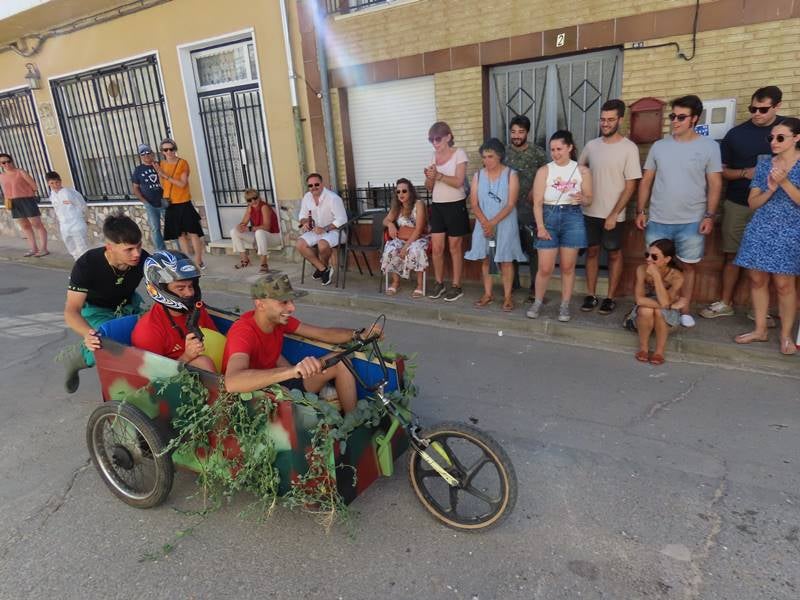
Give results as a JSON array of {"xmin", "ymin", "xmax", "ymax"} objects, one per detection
[{"xmin": 47, "ymin": 171, "xmax": 89, "ymax": 260}]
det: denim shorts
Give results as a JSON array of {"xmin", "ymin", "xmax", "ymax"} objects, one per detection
[
  {"xmin": 535, "ymin": 205, "xmax": 588, "ymax": 250},
  {"xmin": 645, "ymin": 220, "xmax": 705, "ymax": 263}
]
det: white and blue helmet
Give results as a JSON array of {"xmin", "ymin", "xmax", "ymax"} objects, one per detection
[{"xmin": 143, "ymin": 250, "xmax": 201, "ymax": 313}]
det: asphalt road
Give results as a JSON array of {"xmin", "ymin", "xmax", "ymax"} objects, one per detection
[{"xmin": 0, "ymin": 261, "xmax": 797, "ymax": 600}]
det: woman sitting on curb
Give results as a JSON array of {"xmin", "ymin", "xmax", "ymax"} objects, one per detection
[
  {"xmin": 381, "ymin": 178, "xmax": 429, "ymax": 298},
  {"xmin": 630, "ymin": 238, "xmax": 685, "ymax": 365},
  {"xmin": 230, "ymin": 189, "xmax": 281, "ymax": 273}
]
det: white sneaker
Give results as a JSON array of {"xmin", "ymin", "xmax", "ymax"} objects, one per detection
[{"xmin": 680, "ymin": 314, "xmax": 696, "ymax": 328}]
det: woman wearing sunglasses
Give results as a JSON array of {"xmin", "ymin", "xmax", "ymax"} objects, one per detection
[
  {"xmin": 464, "ymin": 138, "xmax": 526, "ymax": 311},
  {"xmin": 0, "ymin": 153, "xmax": 48, "ymax": 257},
  {"xmin": 733, "ymin": 117, "xmax": 800, "ymax": 355},
  {"xmin": 630, "ymin": 238, "xmax": 685, "ymax": 365},
  {"xmin": 156, "ymin": 138, "xmax": 206, "ymax": 269},
  {"xmin": 230, "ymin": 189, "xmax": 281, "ymax": 273},
  {"xmin": 380, "ymin": 178, "xmax": 429, "ymax": 297}
]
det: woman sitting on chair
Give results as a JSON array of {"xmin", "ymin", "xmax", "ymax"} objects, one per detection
[
  {"xmin": 380, "ymin": 178, "xmax": 429, "ymax": 298},
  {"xmin": 230, "ymin": 189, "xmax": 281, "ymax": 273}
]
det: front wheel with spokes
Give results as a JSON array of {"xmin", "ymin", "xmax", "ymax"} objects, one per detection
[
  {"xmin": 86, "ymin": 401, "xmax": 174, "ymax": 508},
  {"xmin": 407, "ymin": 421, "xmax": 517, "ymax": 531}
]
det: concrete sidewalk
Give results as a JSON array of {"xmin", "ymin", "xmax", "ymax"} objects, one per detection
[{"xmin": 1, "ymin": 233, "xmax": 798, "ymax": 377}]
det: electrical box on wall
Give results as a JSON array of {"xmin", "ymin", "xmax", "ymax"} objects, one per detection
[{"xmin": 695, "ymin": 98, "xmax": 736, "ymax": 140}]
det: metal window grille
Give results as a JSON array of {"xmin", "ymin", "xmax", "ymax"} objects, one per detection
[
  {"xmin": 341, "ymin": 184, "xmax": 431, "ymax": 215},
  {"xmin": 325, "ymin": 0, "xmax": 388, "ymax": 15},
  {"xmin": 50, "ymin": 55, "xmax": 170, "ymax": 201},
  {"xmin": 0, "ymin": 88, "xmax": 51, "ymax": 199}
]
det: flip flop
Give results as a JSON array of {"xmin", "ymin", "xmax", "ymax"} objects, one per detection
[
  {"xmin": 473, "ymin": 295, "xmax": 494, "ymax": 308},
  {"xmin": 34, "ymin": 250, "xmax": 50, "ymax": 257},
  {"xmin": 23, "ymin": 250, "xmax": 36, "ymax": 257},
  {"xmin": 635, "ymin": 350, "xmax": 650, "ymax": 363},
  {"xmin": 734, "ymin": 332, "xmax": 769, "ymax": 344},
  {"xmin": 649, "ymin": 353, "xmax": 665, "ymax": 366}
]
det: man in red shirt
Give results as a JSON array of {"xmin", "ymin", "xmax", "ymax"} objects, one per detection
[
  {"xmin": 224, "ymin": 274, "xmax": 374, "ymax": 413},
  {"xmin": 132, "ymin": 250, "xmax": 217, "ymax": 371}
]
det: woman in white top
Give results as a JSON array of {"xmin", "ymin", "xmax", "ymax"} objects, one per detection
[
  {"xmin": 528, "ymin": 130, "xmax": 593, "ymax": 323},
  {"xmin": 424, "ymin": 121, "xmax": 470, "ymax": 303}
]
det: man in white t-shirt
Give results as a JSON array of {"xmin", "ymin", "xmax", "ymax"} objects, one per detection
[
  {"xmin": 295, "ymin": 173, "xmax": 348, "ymax": 286},
  {"xmin": 578, "ymin": 99, "xmax": 642, "ymax": 316}
]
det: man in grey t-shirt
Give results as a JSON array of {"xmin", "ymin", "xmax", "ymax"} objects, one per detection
[{"xmin": 636, "ymin": 95, "xmax": 722, "ymax": 327}]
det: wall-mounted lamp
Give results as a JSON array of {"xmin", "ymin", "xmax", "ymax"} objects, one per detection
[{"xmin": 24, "ymin": 63, "xmax": 41, "ymax": 90}]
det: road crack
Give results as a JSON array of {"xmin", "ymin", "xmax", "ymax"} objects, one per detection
[
  {"xmin": 685, "ymin": 463, "xmax": 728, "ymax": 599},
  {"xmin": 634, "ymin": 377, "xmax": 702, "ymax": 425}
]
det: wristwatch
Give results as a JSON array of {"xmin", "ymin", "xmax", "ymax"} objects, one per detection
[{"xmin": 703, "ymin": 212, "xmax": 716, "ymax": 219}]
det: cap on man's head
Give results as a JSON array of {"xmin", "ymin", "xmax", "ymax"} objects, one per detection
[
  {"xmin": 251, "ymin": 273, "xmax": 307, "ymax": 301},
  {"xmin": 138, "ymin": 143, "xmax": 153, "ymax": 155}
]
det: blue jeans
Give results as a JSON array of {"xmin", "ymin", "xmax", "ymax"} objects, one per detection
[
  {"xmin": 144, "ymin": 203, "xmax": 166, "ymax": 250},
  {"xmin": 535, "ymin": 205, "xmax": 588, "ymax": 249},
  {"xmin": 645, "ymin": 220, "xmax": 705, "ymax": 263}
]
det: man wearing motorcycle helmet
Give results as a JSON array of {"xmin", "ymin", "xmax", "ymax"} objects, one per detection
[{"xmin": 132, "ymin": 250, "xmax": 218, "ymax": 371}]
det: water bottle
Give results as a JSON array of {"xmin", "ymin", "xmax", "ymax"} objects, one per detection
[{"xmin": 487, "ymin": 237, "xmax": 498, "ymax": 275}]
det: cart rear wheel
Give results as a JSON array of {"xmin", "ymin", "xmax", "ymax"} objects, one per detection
[
  {"xmin": 408, "ymin": 421, "xmax": 517, "ymax": 531},
  {"xmin": 86, "ymin": 401, "xmax": 174, "ymax": 508}
]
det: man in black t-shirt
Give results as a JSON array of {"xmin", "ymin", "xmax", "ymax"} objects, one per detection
[
  {"xmin": 61, "ymin": 215, "xmax": 148, "ymax": 393},
  {"xmin": 131, "ymin": 143, "xmax": 166, "ymax": 250},
  {"xmin": 700, "ymin": 86, "xmax": 783, "ymax": 323}
]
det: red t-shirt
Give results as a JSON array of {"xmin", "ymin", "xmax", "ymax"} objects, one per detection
[
  {"xmin": 131, "ymin": 303, "xmax": 217, "ymax": 359},
  {"xmin": 222, "ymin": 310, "xmax": 300, "ymax": 373}
]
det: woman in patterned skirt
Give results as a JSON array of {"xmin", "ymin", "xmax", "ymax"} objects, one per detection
[{"xmin": 381, "ymin": 178, "xmax": 429, "ymax": 298}]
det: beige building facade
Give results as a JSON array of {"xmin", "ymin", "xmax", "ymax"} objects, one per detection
[{"xmin": 0, "ymin": 0, "xmax": 318, "ymax": 248}]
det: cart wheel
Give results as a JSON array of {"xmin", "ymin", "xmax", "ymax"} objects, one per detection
[
  {"xmin": 408, "ymin": 421, "xmax": 517, "ymax": 531},
  {"xmin": 86, "ymin": 401, "xmax": 174, "ymax": 508}
]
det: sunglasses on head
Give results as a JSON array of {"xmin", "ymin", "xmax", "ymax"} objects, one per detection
[
  {"xmin": 644, "ymin": 252, "xmax": 662, "ymax": 259},
  {"xmin": 767, "ymin": 134, "xmax": 793, "ymax": 143},
  {"xmin": 748, "ymin": 105, "xmax": 773, "ymax": 114},
  {"xmin": 428, "ymin": 135, "xmax": 444, "ymax": 144},
  {"xmin": 161, "ymin": 146, "xmax": 176, "ymax": 152},
  {"xmin": 668, "ymin": 113, "xmax": 691, "ymax": 122},
  {"xmin": 307, "ymin": 182, "xmax": 321, "ymax": 189}
]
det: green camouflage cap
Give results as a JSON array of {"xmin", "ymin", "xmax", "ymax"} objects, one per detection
[{"xmin": 251, "ymin": 273, "xmax": 307, "ymax": 301}]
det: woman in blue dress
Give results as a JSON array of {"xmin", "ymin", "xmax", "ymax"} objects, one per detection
[
  {"xmin": 464, "ymin": 138, "xmax": 527, "ymax": 312},
  {"xmin": 734, "ymin": 117, "xmax": 800, "ymax": 355}
]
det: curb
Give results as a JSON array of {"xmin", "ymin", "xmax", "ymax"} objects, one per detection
[{"xmin": 3, "ymin": 251, "xmax": 797, "ymax": 378}]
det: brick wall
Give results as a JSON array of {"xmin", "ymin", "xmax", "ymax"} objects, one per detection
[
  {"xmin": 326, "ymin": 0, "xmax": 706, "ymax": 68},
  {"xmin": 434, "ymin": 67, "xmax": 485, "ymax": 174}
]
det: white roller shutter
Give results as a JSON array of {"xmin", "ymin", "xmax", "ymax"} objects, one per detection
[{"xmin": 348, "ymin": 76, "xmax": 436, "ymax": 188}]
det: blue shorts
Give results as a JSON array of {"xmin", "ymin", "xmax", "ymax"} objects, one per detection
[
  {"xmin": 535, "ymin": 205, "xmax": 588, "ymax": 250},
  {"xmin": 645, "ymin": 220, "xmax": 705, "ymax": 263}
]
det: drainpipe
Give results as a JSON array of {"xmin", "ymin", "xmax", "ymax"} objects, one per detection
[
  {"xmin": 312, "ymin": 2, "xmax": 339, "ymax": 192},
  {"xmin": 279, "ymin": 0, "xmax": 308, "ymax": 191}
]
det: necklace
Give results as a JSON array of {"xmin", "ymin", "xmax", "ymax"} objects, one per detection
[{"xmin": 105, "ymin": 252, "xmax": 128, "ymax": 286}]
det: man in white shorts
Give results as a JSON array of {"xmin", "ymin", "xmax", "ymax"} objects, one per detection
[{"xmin": 295, "ymin": 173, "xmax": 348, "ymax": 285}]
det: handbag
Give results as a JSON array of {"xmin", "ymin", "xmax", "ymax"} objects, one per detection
[{"xmin": 4, "ymin": 196, "xmax": 11, "ymax": 210}]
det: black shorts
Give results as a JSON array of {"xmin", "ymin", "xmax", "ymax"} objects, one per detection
[
  {"xmin": 164, "ymin": 202, "xmax": 204, "ymax": 240},
  {"xmin": 11, "ymin": 197, "xmax": 40, "ymax": 219},
  {"xmin": 584, "ymin": 215, "xmax": 623, "ymax": 251},
  {"xmin": 430, "ymin": 199, "xmax": 470, "ymax": 237}
]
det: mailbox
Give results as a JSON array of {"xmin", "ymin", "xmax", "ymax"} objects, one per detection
[{"xmin": 629, "ymin": 97, "xmax": 666, "ymax": 144}]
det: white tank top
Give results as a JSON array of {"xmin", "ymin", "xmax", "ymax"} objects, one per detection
[{"xmin": 543, "ymin": 160, "xmax": 582, "ymax": 205}]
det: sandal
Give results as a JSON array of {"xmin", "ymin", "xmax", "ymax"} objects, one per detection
[
  {"xmin": 385, "ymin": 286, "xmax": 398, "ymax": 296},
  {"xmin": 34, "ymin": 250, "xmax": 50, "ymax": 257},
  {"xmin": 649, "ymin": 353, "xmax": 665, "ymax": 366},
  {"xmin": 259, "ymin": 264, "xmax": 270, "ymax": 273},
  {"xmin": 502, "ymin": 298, "xmax": 514, "ymax": 312},
  {"xmin": 473, "ymin": 295, "xmax": 494, "ymax": 308},
  {"xmin": 411, "ymin": 289, "xmax": 424, "ymax": 299},
  {"xmin": 234, "ymin": 256, "xmax": 250, "ymax": 270},
  {"xmin": 781, "ymin": 338, "xmax": 797, "ymax": 356},
  {"xmin": 734, "ymin": 331, "xmax": 768, "ymax": 344},
  {"xmin": 635, "ymin": 350, "xmax": 650, "ymax": 363},
  {"xmin": 23, "ymin": 250, "xmax": 37, "ymax": 257}
]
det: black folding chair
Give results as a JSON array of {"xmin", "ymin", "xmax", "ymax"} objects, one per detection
[{"xmin": 341, "ymin": 209, "xmax": 387, "ymax": 291}]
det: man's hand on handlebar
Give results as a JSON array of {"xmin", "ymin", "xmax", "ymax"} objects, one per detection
[{"xmin": 295, "ymin": 355, "xmax": 325, "ymax": 379}]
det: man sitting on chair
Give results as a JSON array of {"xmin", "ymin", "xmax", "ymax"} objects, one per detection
[
  {"xmin": 223, "ymin": 274, "xmax": 377, "ymax": 413},
  {"xmin": 295, "ymin": 173, "xmax": 347, "ymax": 286},
  {"xmin": 132, "ymin": 250, "xmax": 218, "ymax": 372}
]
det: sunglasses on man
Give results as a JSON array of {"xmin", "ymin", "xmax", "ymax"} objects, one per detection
[
  {"xmin": 748, "ymin": 105, "xmax": 773, "ymax": 114},
  {"xmin": 668, "ymin": 113, "xmax": 691, "ymax": 122},
  {"xmin": 307, "ymin": 182, "xmax": 321, "ymax": 189}
]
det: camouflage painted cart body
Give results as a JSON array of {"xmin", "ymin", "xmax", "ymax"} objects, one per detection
[{"xmin": 93, "ymin": 309, "xmax": 409, "ymax": 505}]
